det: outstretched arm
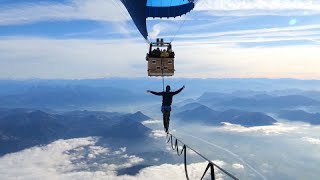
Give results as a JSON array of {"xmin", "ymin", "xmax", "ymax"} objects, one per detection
[
  {"xmin": 147, "ymin": 90, "xmax": 163, "ymax": 96},
  {"xmin": 172, "ymin": 85, "xmax": 185, "ymax": 95}
]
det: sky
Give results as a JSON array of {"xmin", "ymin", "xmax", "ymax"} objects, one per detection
[{"xmin": 0, "ymin": 0, "xmax": 320, "ymax": 79}]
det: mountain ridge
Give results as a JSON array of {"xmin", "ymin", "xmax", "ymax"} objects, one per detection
[
  {"xmin": 175, "ymin": 105, "xmax": 276, "ymax": 127},
  {"xmin": 0, "ymin": 109, "xmax": 152, "ymax": 156}
]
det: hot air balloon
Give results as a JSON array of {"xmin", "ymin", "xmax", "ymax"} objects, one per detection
[{"xmin": 120, "ymin": 0, "xmax": 196, "ymax": 76}]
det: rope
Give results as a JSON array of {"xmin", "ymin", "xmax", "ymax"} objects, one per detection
[
  {"xmin": 166, "ymin": 133, "xmax": 239, "ymax": 180},
  {"xmin": 161, "ymin": 58, "xmax": 165, "ymax": 92},
  {"xmin": 170, "ymin": 0, "xmax": 202, "ymax": 43},
  {"xmin": 170, "ymin": 17, "xmax": 188, "ymax": 43},
  {"xmin": 162, "ymin": 76, "xmax": 165, "ymax": 92},
  {"xmin": 201, "ymin": 163, "xmax": 215, "ymax": 180},
  {"xmin": 175, "ymin": 130, "xmax": 267, "ymax": 180},
  {"xmin": 167, "ymin": 134, "xmax": 190, "ymax": 180}
]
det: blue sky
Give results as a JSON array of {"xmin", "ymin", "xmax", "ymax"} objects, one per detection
[{"xmin": 0, "ymin": 0, "xmax": 319, "ymax": 79}]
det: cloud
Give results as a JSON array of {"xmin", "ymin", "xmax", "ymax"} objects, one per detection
[
  {"xmin": 218, "ymin": 122, "xmax": 299, "ymax": 135},
  {"xmin": 2, "ymin": 1, "xmax": 318, "ymax": 43},
  {"xmin": 0, "ymin": 137, "xmax": 143, "ymax": 179},
  {"xmin": 150, "ymin": 130, "xmax": 167, "ymax": 138},
  {"xmin": 148, "ymin": 23, "xmax": 165, "ymax": 40},
  {"xmin": 0, "ymin": 137, "xmax": 97, "ymax": 179},
  {"xmin": 88, "ymin": 145, "xmax": 109, "ymax": 159},
  {"xmin": 0, "ymin": 35, "xmax": 320, "ymax": 79},
  {"xmin": 260, "ymin": 163, "xmax": 273, "ymax": 173},
  {"xmin": 0, "ymin": 37, "xmax": 146, "ymax": 79},
  {"xmin": 174, "ymin": 42, "xmax": 320, "ymax": 79},
  {"xmin": 301, "ymin": 136, "xmax": 320, "ymax": 145},
  {"xmin": 232, "ymin": 163, "xmax": 245, "ymax": 170},
  {"xmin": 196, "ymin": 0, "xmax": 320, "ymax": 16},
  {"xmin": 1, "ymin": 0, "xmax": 319, "ymax": 27},
  {"xmin": 142, "ymin": 120, "xmax": 162, "ymax": 125},
  {"xmin": 171, "ymin": 23, "xmax": 320, "ymax": 44},
  {"xmin": 0, "ymin": 0, "xmax": 128, "ymax": 26},
  {"xmin": 135, "ymin": 162, "xmax": 224, "ymax": 180},
  {"xmin": 0, "ymin": 137, "xmax": 232, "ymax": 180}
]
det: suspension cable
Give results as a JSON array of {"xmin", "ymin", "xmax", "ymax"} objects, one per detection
[
  {"xmin": 161, "ymin": 57, "xmax": 165, "ymax": 92},
  {"xmin": 170, "ymin": 0, "xmax": 201, "ymax": 43},
  {"xmin": 170, "ymin": 17, "xmax": 188, "ymax": 43},
  {"xmin": 162, "ymin": 76, "xmax": 165, "ymax": 92},
  {"xmin": 166, "ymin": 133, "xmax": 239, "ymax": 180}
]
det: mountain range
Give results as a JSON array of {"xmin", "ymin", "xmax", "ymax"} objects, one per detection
[
  {"xmin": 175, "ymin": 105, "xmax": 276, "ymax": 127},
  {"xmin": 196, "ymin": 92, "xmax": 320, "ymax": 112},
  {"xmin": 278, "ymin": 110, "xmax": 320, "ymax": 125},
  {"xmin": 219, "ymin": 95, "xmax": 320, "ymax": 108},
  {"xmin": 0, "ymin": 109, "xmax": 152, "ymax": 156},
  {"xmin": 0, "ymin": 84, "xmax": 154, "ymax": 109}
]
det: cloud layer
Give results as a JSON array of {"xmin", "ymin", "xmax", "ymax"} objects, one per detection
[
  {"xmin": 0, "ymin": 36, "xmax": 319, "ymax": 79},
  {"xmin": 0, "ymin": 0, "xmax": 127, "ymax": 26},
  {"xmin": 197, "ymin": 0, "xmax": 320, "ymax": 16},
  {"xmin": 0, "ymin": 137, "xmax": 244, "ymax": 180},
  {"xmin": 302, "ymin": 136, "xmax": 320, "ymax": 145},
  {"xmin": 217, "ymin": 122, "xmax": 299, "ymax": 135}
]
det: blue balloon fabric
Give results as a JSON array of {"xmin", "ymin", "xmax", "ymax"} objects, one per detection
[{"xmin": 120, "ymin": 0, "xmax": 195, "ymax": 40}]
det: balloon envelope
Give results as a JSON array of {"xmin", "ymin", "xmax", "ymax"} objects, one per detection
[{"xmin": 120, "ymin": 0, "xmax": 195, "ymax": 40}]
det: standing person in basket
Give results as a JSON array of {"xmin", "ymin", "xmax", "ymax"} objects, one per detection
[{"xmin": 147, "ymin": 85, "xmax": 185, "ymax": 133}]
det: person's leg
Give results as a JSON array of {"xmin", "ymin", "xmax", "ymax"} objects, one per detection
[
  {"xmin": 167, "ymin": 110, "xmax": 171, "ymax": 131},
  {"xmin": 164, "ymin": 110, "xmax": 170, "ymax": 132},
  {"xmin": 162, "ymin": 110, "xmax": 166, "ymax": 130},
  {"xmin": 164, "ymin": 110, "xmax": 171, "ymax": 132}
]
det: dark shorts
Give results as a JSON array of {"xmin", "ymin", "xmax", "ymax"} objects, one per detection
[{"xmin": 161, "ymin": 106, "xmax": 171, "ymax": 112}]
